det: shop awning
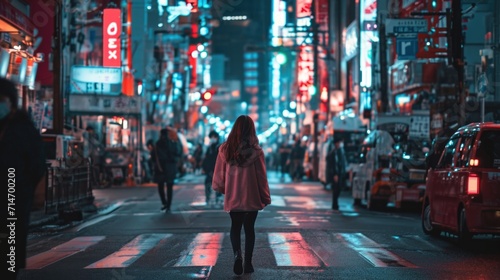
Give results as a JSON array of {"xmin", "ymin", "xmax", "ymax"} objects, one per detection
[{"xmin": 0, "ymin": 2, "xmax": 34, "ymax": 37}]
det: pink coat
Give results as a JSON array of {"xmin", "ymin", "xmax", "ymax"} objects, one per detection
[{"xmin": 212, "ymin": 142, "xmax": 271, "ymax": 212}]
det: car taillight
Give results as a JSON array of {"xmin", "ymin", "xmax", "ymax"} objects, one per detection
[{"xmin": 467, "ymin": 174, "xmax": 480, "ymax": 195}]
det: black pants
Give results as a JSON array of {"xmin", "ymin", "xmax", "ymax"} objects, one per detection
[
  {"xmin": 331, "ymin": 181, "xmax": 341, "ymax": 210},
  {"xmin": 158, "ymin": 181, "xmax": 173, "ymax": 209},
  {"xmin": 229, "ymin": 211, "xmax": 258, "ymax": 260}
]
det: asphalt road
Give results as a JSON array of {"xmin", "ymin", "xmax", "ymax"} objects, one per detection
[{"xmin": 18, "ymin": 171, "xmax": 500, "ymax": 280}]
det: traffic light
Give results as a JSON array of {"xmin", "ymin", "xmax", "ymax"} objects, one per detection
[
  {"xmin": 275, "ymin": 52, "xmax": 287, "ymax": 65},
  {"xmin": 200, "ymin": 89, "xmax": 213, "ymax": 102}
]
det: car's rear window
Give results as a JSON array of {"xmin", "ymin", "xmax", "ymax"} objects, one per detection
[{"xmin": 476, "ymin": 130, "xmax": 500, "ymax": 168}]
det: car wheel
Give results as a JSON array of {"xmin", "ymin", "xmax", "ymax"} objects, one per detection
[
  {"xmin": 458, "ymin": 208, "xmax": 472, "ymax": 245},
  {"xmin": 422, "ymin": 203, "xmax": 440, "ymax": 236}
]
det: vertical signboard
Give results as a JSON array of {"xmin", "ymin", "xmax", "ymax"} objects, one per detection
[
  {"xmin": 30, "ymin": 0, "xmax": 55, "ymax": 86},
  {"xmin": 359, "ymin": 0, "xmax": 377, "ymax": 88},
  {"xmin": 103, "ymin": 8, "xmax": 121, "ymax": 67},
  {"xmin": 297, "ymin": 46, "xmax": 314, "ymax": 100}
]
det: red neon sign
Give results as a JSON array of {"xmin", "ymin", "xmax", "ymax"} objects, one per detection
[
  {"xmin": 297, "ymin": 46, "xmax": 314, "ymax": 99},
  {"xmin": 103, "ymin": 8, "xmax": 121, "ymax": 67}
]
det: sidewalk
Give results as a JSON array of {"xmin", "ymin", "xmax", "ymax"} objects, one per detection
[{"xmin": 28, "ymin": 170, "xmax": 325, "ymax": 230}]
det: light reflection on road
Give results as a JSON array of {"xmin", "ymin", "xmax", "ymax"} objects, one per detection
[
  {"xmin": 85, "ymin": 234, "xmax": 171, "ymax": 268},
  {"xmin": 174, "ymin": 232, "xmax": 224, "ymax": 267},
  {"xmin": 268, "ymin": 232, "xmax": 322, "ymax": 267}
]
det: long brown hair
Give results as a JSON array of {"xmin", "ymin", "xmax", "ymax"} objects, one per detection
[{"xmin": 224, "ymin": 115, "xmax": 259, "ymax": 165}]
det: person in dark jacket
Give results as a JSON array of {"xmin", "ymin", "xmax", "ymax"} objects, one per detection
[
  {"xmin": 278, "ymin": 141, "xmax": 291, "ymax": 178},
  {"xmin": 327, "ymin": 137, "xmax": 347, "ymax": 210},
  {"xmin": 144, "ymin": 139, "xmax": 156, "ymax": 183},
  {"xmin": 155, "ymin": 127, "xmax": 183, "ymax": 212},
  {"xmin": 289, "ymin": 138, "xmax": 306, "ymax": 182},
  {"xmin": 192, "ymin": 143, "xmax": 203, "ymax": 174},
  {"xmin": 202, "ymin": 130, "xmax": 222, "ymax": 206},
  {"xmin": 0, "ymin": 77, "xmax": 46, "ymax": 278}
]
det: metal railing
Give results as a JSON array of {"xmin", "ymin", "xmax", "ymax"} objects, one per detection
[{"xmin": 44, "ymin": 159, "xmax": 94, "ymax": 214}]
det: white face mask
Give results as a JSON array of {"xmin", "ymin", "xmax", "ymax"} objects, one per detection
[
  {"xmin": 0, "ymin": 102, "xmax": 10, "ymax": 119},
  {"xmin": 210, "ymin": 138, "xmax": 217, "ymax": 144}
]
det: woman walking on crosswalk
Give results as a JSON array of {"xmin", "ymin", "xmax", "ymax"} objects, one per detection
[{"xmin": 212, "ymin": 115, "xmax": 271, "ymax": 275}]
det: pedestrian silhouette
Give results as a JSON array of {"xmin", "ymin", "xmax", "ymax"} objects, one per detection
[
  {"xmin": 289, "ymin": 137, "xmax": 306, "ymax": 182},
  {"xmin": 143, "ymin": 139, "xmax": 155, "ymax": 182},
  {"xmin": 278, "ymin": 141, "xmax": 291, "ymax": 178},
  {"xmin": 212, "ymin": 115, "xmax": 271, "ymax": 275},
  {"xmin": 328, "ymin": 136, "xmax": 347, "ymax": 210},
  {"xmin": 155, "ymin": 127, "xmax": 183, "ymax": 212},
  {"xmin": 202, "ymin": 130, "xmax": 222, "ymax": 206},
  {"xmin": 0, "ymin": 77, "xmax": 46, "ymax": 279},
  {"xmin": 192, "ymin": 143, "xmax": 203, "ymax": 175}
]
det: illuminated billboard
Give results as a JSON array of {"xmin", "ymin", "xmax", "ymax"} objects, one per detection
[{"xmin": 103, "ymin": 8, "xmax": 121, "ymax": 68}]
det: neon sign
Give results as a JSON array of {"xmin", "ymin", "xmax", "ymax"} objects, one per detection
[
  {"xmin": 103, "ymin": 9, "xmax": 121, "ymax": 68},
  {"xmin": 297, "ymin": 46, "xmax": 314, "ymax": 99}
]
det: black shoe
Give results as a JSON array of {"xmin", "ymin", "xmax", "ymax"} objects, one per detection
[
  {"xmin": 161, "ymin": 205, "xmax": 167, "ymax": 210},
  {"xmin": 244, "ymin": 262, "xmax": 254, "ymax": 274},
  {"xmin": 233, "ymin": 254, "xmax": 243, "ymax": 275}
]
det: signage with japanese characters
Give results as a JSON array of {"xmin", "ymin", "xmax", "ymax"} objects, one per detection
[
  {"xmin": 344, "ymin": 22, "xmax": 358, "ymax": 60},
  {"xmin": 68, "ymin": 95, "xmax": 141, "ymax": 115},
  {"xmin": 410, "ymin": 114, "xmax": 430, "ymax": 139},
  {"xmin": 385, "ymin": 19, "xmax": 428, "ymax": 34},
  {"xmin": 297, "ymin": 46, "xmax": 314, "ymax": 99},
  {"xmin": 70, "ymin": 66, "xmax": 122, "ymax": 95}
]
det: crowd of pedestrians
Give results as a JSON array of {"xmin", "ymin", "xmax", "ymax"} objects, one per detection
[{"xmin": 143, "ymin": 125, "xmax": 347, "ymax": 217}]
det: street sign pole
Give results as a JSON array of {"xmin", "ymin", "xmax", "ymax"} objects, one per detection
[
  {"xmin": 312, "ymin": 0, "xmax": 319, "ymax": 181},
  {"xmin": 379, "ymin": 12, "xmax": 389, "ymax": 113},
  {"xmin": 451, "ymin": 0, "xmax": 466, "ymax": 126}
]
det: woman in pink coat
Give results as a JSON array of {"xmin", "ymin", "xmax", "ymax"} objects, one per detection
[{"xmin": 212, "ymin": 115, "xmax": 271, "ymax": 275}]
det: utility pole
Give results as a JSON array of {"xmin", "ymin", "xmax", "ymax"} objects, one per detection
[
  {"xmin": 378, "ymin": 12, "xmax": 389, "ymax": 113},
  {"xmin": 52, "ymin": 0, "xmax": 63, "ymax": 134},
  {"xmin": 311, "ymin": 0, "xmax": 319, "ymax": 181},
  {"xmin": 450, "ymin": 0, "xmax": 465, "ymax": 126}
]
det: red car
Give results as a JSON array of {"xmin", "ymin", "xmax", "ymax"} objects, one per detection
[{"xmin": 422, "ymin": 122, "xmax": 500, "ymax": 244}]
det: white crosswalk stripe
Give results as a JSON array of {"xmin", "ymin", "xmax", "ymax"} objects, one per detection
[
  {"xmin": 336, "ymin": 233, "xmax": 417, "ymax": 267},
  {"xmin": 26, "ymin": 231, "xmax": 422, "ymax": 270},
  {"xmin": 27, "ymin": 236, "xmax": 106, "ymax": 269},
  {"xmin": 85, "ymin": 233, "xmax": 172, "ymax": 268},
  {"xmin": 268, "ymin": 232, "xmax": 322, "ymax": 266},
  {"xmin": 174, "ymin": 232, "xmax": 224, "ymax": 267}
]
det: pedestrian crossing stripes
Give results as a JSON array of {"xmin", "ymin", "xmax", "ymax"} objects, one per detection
[
  {"xmin": 86, "ymin": 234, "xmax": 172, "ymax": 268},
  {"xmin": 27, "ymin": 236, "xmax": 106, "ymax": 269},
  {"xmin": 26, "ymin": 232, "xmax": 421, "ymax": 270},
  {"xmin": 268, "ymin": 232, "xmax": 322, "ymax": 266},
  {"xmin": 337, "ymin": 233, "xmax": 417, "ymax": 268},
  {"xmin": 174, "ymin": 232, "xmax": 224, "ymax": 267}
]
